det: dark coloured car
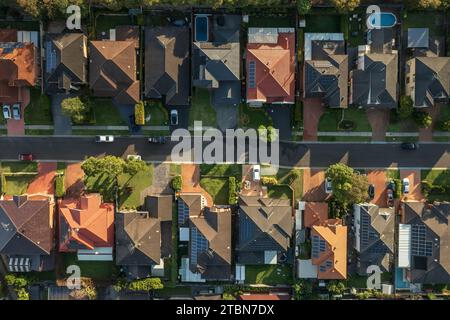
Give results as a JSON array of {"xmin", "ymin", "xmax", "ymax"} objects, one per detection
[
  {"xmin": 368, "ymin": 184, "xmax": 375, "ymax": 199},
  {"xmin": 401, "ymin": 142, "xmax": 417, "ymax": 150},
  {"xmin": 148, "ymin": 136, "xmax": 166, "ymax": 144},
  {"xmin": 19, "ymin": 153, "xmax": 34, "ymax": 161},
  {"xmin": 387, "ymin": 189, "xmax": 394, "ymax": 208},
  {"xmin": 170, "ymin": 109, "xmax": 178, "ymax": 126},
  {"xmin": 387, "ymin": 180, "xmax": 396, "ymax": 191}
]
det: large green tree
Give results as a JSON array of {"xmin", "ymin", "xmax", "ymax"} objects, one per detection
[
  {"xmin": 398, "ymin": 96, "xmax": 414, "ymax": 120},
  {"xmin": 326, "ymin": 163, "xmax": 369, "ymax": 206},
  {"xmin": 124, "ymin": 158, "xmax": 147, "ymax": 176},
  {"xmin": 61, "ymin": 97, "xmax": 89, "ymax": 124},
  {"xmin": 331, "ymin": 0, "xmax": 360, "ymax": 13}
]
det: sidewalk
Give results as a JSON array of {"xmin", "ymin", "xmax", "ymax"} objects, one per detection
[
  {"xmin": 292, "ymin": 131, "xmax": 450, "ymax": 137},
  {"xmin": 0, "ymin": 125, "xmax": 170, "ymax": 131}
]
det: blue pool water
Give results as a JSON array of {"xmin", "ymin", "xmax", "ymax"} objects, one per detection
[
  {"xmin": 368, "ymin": 12, "xmax": 397, "ymax": 28},
  {"xmin": 195, "ymin": 16, "xmax": 208, "ymax": 42}
]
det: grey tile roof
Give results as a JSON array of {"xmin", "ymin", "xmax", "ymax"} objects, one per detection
[
  {"xmin": 408, "ymin": 28, "xmax": 429, "ymax": 48},
  {"xmin": 144, "ymin": 27, "xmax": 189, "ymax": 106}
]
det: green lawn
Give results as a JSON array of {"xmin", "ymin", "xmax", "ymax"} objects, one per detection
[
  {"xmin": 239, "ymin": 103, "xmax": 273, "ymax": 129},
  {"xmin": 84, "ymin": 173, "xmax": 116, "ymax": 202},
  {"xmin": 200, "ymin": 164, "xmax": 241, "ymax": 177},
  {"xmin": 388, "ymin": 113, "xmax": 419, "ymax": 132},
  {"xmin": 245, "ymin": 265, "xmax": 293, "ymax": 285},
  {"xmin": 386, "ymin": 169, "xmax": 400, "ymax": 180},
  {"xmin": 319, "ymin": 108, "xmax": 372, "ymax": 132},
  {"xmin": 92, "ymin": 99, "xmax": 126, "ymax": 125},
  {"xmin": 348, "ymin": 13, "xmax": 366, "ymax": 47},
  {"xmin": 62, "ymin": 253, "xmax": 116, "ymax": 280},
  {"xmin": 421, "ymin": 169, "xmax": 450, "ymax": 201},
  {"xmin": 248, "ymin": 14, "xmax": 295, "ymax": 28},
  {"xmin": 0, "ymin": 162, "xmax": 38, "ymax": 173},
  {"xmin": 95, "ymin": 14, "xmax": 132, "ymax": 35},
  {"xmin": 345, "ymin": 272, "xmax": 393, "ymax": 289},
  {"xmin": 318, "ymin": 136, "xmax": 372, "ymax": 142},
  {"xmin": 403, "ymin": 11, "xmax": 445, "ymax": 37},
  {"xmin": 118, "ymin": 164, "xmax": 154, "ymax": 210},
  {"xmin": 24, "ymin": 88, "xmax": 52, "ymax": 125},
  {"xmin": 145, "ymin": 101, "xmax": 169, "ymax": 126},
  {"xmin": 275, "ymin": 168, "xmax": 303, "ymax": 201},
  {"xmin": 305, "ymin": 14, "xmax": 341, "ymax": 33},
  {"xmin": 189, "ymin": 89, "xmax": 217, "ymax": 127},
  {"xmin": 268, "ymin": 185, "xmax": 292, "ymax": 200},
  {"xmin": 3, "ymin": 175, "xmax": 36, "ymax": 195},
  {"xmin": 200, "ymin": 177, "xmax": 229, "ymax": 205}
]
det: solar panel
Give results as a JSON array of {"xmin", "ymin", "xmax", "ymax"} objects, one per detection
[
  {"xmin": 248, "ymin": 61, "xmax": 256, "ymax": 89},
  {"xmin": 312, "ymin": 235, "xmax": 320, "ymax": 258},
  {"xmin": 178, "ymin": 200, "xmax": 189, "ymax": 225},
  {"xmin": 191, "ymin": 227, "xmax": 208, "ymax": 265},
  {"xmin": 411, "ymin": 224, "xmax": 432, "ymax": 257},
  {"xmin": 360, "ymin": 213, "xmax": 371, "ymax": 248}
]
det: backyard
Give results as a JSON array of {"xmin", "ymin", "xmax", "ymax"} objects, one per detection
[
  {"xmin": 248, "ymin": 14, "xmax": 295, "ymax": 28},
  {"xmin": 421, "ymin": 169, "xmax": 450, "ymax": 201},
  {"xmin": 95, "ymin": 13, "xmax": 132, "ymax": 36},
  {"xmin": 318, "ymin": 107, "xmax": 372, "ymax": 132},
  {"xmin": 189, "ymin": 89, "xmax": 217, "ymax": 127},
  {"xmin": 305, "ymin": 14, "xmax": 341, "ymax": 33},
  {"xmin": 61, "ymin": 253, "xmax": 116, "ymax": 281},
  {"xmin": 24, "ymin": 88, "xmax": 52, "ymax": 125},
  {"xmin": 403, "ymin": 11, "xmax": 445, "ymax": 37},
  {"xmin": 245, "ymin": 264, "xmax": 293, "ymax": 285}
]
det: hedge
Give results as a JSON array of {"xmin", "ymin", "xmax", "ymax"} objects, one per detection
[
  {"xmin": 55, "ymin": 175, "xmax": 65, "ymax": 198},
  {"xmin": 394, "ymin": 179, "xmax": 402, "ymax": 199},
  {"xmin": 0, "ymin": 174, "xmax": 6, "ymax": 194},
  {"xmin": 134, "ymin": 101, "xmax": 145, "ymax": 125},
  {"xmin": 421, "ymin": 180, "xmax": 450, "ymax": 197},
  {"xmin": 261, "ymin": 176, "xmax": 278, "ymax": 186},
  {"xmin": 229, "ymin": 176, "xmax": 237, "ymax": 205},
  {"xmin": 171, "ymin": 175, "xmax": 182, "ymax": 192},
  {"xmin": 128, "ymin": 277, "xmax": 163, "ymax": 291}
]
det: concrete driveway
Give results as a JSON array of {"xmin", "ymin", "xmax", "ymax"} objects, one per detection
[
  {"xmin": 213, "ymin": 104, "xmax": 237, "ymax": 131},
  {"xmin": 400, "ymin": 169, "xmax": 424, "ymax": 201},
  {"xmin": 302, "ymin": 98, "xmax": 324, "ymax": 141},
  {"xmin": 266, "ymin": 104, "xmax": 291, "ymax": 140},
  {"xmin": 51, "ymin": 94, "xmax": 72, "ymax": 135},
  {"xmin": 302, "ymin": 169, "xmax": 330, "ymax": 202},
  {"xmin": 367, "ymin": 170, "xmax": 388, "ymax": 207}
]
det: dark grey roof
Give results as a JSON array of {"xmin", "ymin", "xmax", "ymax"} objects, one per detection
[
  {"xmin": 304, "ymin": 40, "xmax": 348, "ymax": 108},
  {"xmin": 403, "ymin": 201, "xmax": 450, "ymax": 284},
  {"xmin": 145, "ymin": 194, "xmax": 173, "ymax": 222},
  {"xmin": 45, "ymin": 32, "xmax": 87, "ymax": 94},
  {"xmin": 351, "ymin": 53, "xmax": 398, "ymax": 109},
  {"xmin": 408, "ymin": 28, "xmax": 429, "ymax": 48},
  {"xmin": 355, "ymin": 204, "xmax": 394, "ymax": 275},
  {"xmin": 144, "ymin": 27, "xmax": 189, "ymax": 106},
  {"xmin": 368, "ymin": 28, "xmax": 394, "ymax": 54},
  {"xmin": 407, "ymin": 57, "xmax": 450, "ymax": 108},
  {"xmin": 236, "ymin": 196, "xmax": 293, "ymax": 265}
]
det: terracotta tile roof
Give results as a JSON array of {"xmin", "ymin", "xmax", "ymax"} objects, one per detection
[
  {"xmin": 59, "ymin": 193, "xmax": 114, "ymax": 251},
  {"xmin": 0, "ymin": 29, "xmax": 17, "ymax": 42},
  {"xmin": 246, "ymin": 32, "xmax": 295, "ymax": 104},
  {"xmin": 311, "ymin": 222, "xmax": 347, "ymax": 279},
  {"xmin": 304, "ymin": 202, "xmax": 329, "ymax": 228},
  {"xmin": 89, "ymin": 40, "xmax": 139, "ymax": 104}
]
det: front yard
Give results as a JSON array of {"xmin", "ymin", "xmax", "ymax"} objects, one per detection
[
  {"xmin": 145, "ymin": 101, "xmax": 169, "ymax": 126},
  {"xmin": 421, "ymin": 169, "xmax": 450, "ymax": 202},
  {"xmin": 189, "ymin": 89, "xmax": 217, "ymax": 127},
  {"xmin": 118, "ymin": 164, "xmax": 154, "ymax": 210},
  {"xmin": 200, "ymin": 177, "xmax": 229, "ymax": 205},
  {"xmin": 274, "ymin": 168, "xmax": 303, "ymax": 201},
  {"xmin": 245, "ymin": 264, "xmax": 293, "ymax": 285},
  {"xmin": 318, "ymin": 107, "xmax": 372, "ymax": 132},
  {"xmin": 238, "ymin": 104, "xmax": 273, "ymax": 129},
  {"xmin": 24, "ymin": 88, "xmax": 52, "ymax": 125},
  {"xmin": 91, "ymin": 99, "xmax": 126, "ymax": 125},
  {"xmin": 0, "ymin": 162, "xmax": 38, "ymax": 195}
]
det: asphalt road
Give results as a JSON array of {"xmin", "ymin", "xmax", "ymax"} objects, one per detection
[{"xmin": 0, "ymin": 137, "xmax": 448, "ymax": 169}]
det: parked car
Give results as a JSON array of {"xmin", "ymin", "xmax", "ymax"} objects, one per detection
[
  {"xmin": 252, "ymin": 165, "xmax": 260, "ymax": 182},
  {"xmin": 325, "ymin": 177, "xmax": 333, "ymax": 194},
  {"xmin": 387, "ymin": 180, "xmax": 396, "ymax": 191},
  {"xmin": 368, "ymin": 184, "xmax": 375, "ymax": 199},
  {"xmin": 403, "ymin": 178, "xmax": 410, "ymax": 194},
  {"xmin": 12, "ymin": 104, "xmax": 20, "ymax": 120},
  {"xmin": 170, "ymin": 109, "xmax": 178, "ymax": 126},
  {"xmin": 19, "ymin": 153, "xmax": 34, "ymax": 161},
  {"xmin": 148, "ymin": 136, "xmax": 166, "ymax": 144},
  {"xmin": 401, "ymin": 142, "xmax": 417, "ymax": 150},
  {"xmin": 2, "ymin": 105, "xmax": 11, "ymax": 119},
  {"xmin": 127, "ymin": 154, "xmax": 142, "ymax": 161},
  {"xmin": 95, "ymin": 135, "xmax": 114, "ymax": 143},
  {"xmin": 387, "ymin": 189, "xmax": 394, "ymax": 208}
]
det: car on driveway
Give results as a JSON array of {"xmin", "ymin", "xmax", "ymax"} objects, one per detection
[
  {"xmin": 387, "ymin": 180, "xmax": 396, "ymax": 192},
  {"xmin": 403, "ymin": 178, "xmax": 410, "ymax": 194},
  {"xmin": 401, "ymin": 142, "xmax": 417, "ymax": 150},
  {"xmin": 3, "ymin": 105, "xmax": 11, "ymax": 119},
  {"xmin": 148, "ymin": 136, "xmax": 166, "ymax": 144},
  {"xmin": 387, "ymin": 189, "xmax": 394, "ymax": 208},
  {"xmin": 368, "ymin": 184, "xmax": 375, "ymax": 199},
  {"xmin": 12, "ymin": 104, "xmax": 20, "ymax": 120},
  {"xmin": 170, "ymin": 109, "xmax": 178, "ymax": 126},
  {"xmin": 252, "ymin": 165, "xmax": 260, "ymax": 182},
  {"xmin": 19, "ymin": 153, "xmax": 34, "ymax": 161},
  {"xmin": 325, "ymin": 177, "xmax": 333, "ymax": 194},
  {"xmin": 95, "ymin": 135, "xmax": 114, "ymax": 143}
]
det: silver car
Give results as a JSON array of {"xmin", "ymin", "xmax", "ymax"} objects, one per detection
[
  {"xmin": 2, "ymin": 105, "xmax": 11, "ymax": 119},
  {"xmin": 403, "ymin": 178, "xmax": 410, "ymax": 194},
  {"xmin": 12, "ymin": 104, "xmax": 21, "ymax": 120}
]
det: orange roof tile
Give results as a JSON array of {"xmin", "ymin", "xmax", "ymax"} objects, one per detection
[
  {"xmin": 304, "ymin": 202, "xmax": 329, "ymax": 228},
  {"xmin": 312, "ymin": 223, "xmax": 347, "ymax": 280},
  {"xmin": 59, "ymin": 193, "xmax": 114, "ymax": 251}
]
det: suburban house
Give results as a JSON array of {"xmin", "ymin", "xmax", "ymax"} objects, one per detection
[
  {"xmin": 192, "ymin": 14, "xmax": 241, "ymax": 107},
  {"xmin": 89, "ymin": 35, "xmax": 139, "ymax": 104},
  {"xmin": 144, "ymin": 26, "xmax": 190, "ymax": 106},
  {"xmin": 115, "ymin": 195, "xmax": 173, "ymax": 279},
  {"xmin": 0, "ymin": 195, "xmax": 55, "ymax": 272},
  {"xmin": 405, "ymin": 28, "xmax": 449, "ymax": 108},
  {"xmin": 303, "ymin": 33, "xmax": 348, "ymax": 108},
  {"xmin": 398, "ymin": 201, "xmax": 450, "ymax": 284},
  {"xmin": 44, "ymin": 32, "xmax": 87, "ymax": 94},
  {"xmin": 59, "ymin": 193, "xmax": 114, "ymax": 261},
  {"xmin": 246, "ymin": 27, "xmax": 295, "ymax": 106},
  {"xmin": 0, "ymin": 31, "xmax": 36, "ymax": 106},
  {"xmin": 177, "ymin": 193, "xmax": 232, "ymax": 282},
  {"xmin": 353, "ymin": 203, "xmax": 395, "ymax": 275},
  {"xmin": 235, "ymin": 195, "xmax": 293, "ymax": 265},
  {"xmin": 297, "ymin": 202, "xmax": 347, "ymax": 279},
  {"xmin": 350, "ymin": 28, "xmax": 399, "ymax": 109}
]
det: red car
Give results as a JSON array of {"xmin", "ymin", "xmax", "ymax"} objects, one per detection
[{"xmin": 19, "ymin": 153, "xmax": 34, "ymax": 161}]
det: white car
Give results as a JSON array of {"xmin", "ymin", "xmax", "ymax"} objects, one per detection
[
  {"xmin": 252, "ymin": 165, "xmax": 260, "ymax": 182},
  {"xmin": 127, "ymin": 154, "xmax": 142, "ymax": 161},
  {"xmin": 403, "ymin": 178, "xmax": 410, "ymax": 194},
  {"xmin": 2, "ymin": 105, "xmax": 11, "ymax": 119},
  {"xmin": 95, "ymin": 135, "xmax": 114, "ymax": 143},
  {"xmin": 325, "ymin": 177, "xmax": 333, "ymax": 193}
]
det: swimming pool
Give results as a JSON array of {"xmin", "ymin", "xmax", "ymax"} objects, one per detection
[
  {"xmin": 367, "ymin": 12, "xmax": 397, "ymax": 29},
  {"xmin": 195, "ymin": 15, "xmax": 209, "ymax": 42}
]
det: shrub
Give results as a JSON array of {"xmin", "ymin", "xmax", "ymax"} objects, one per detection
[
  {"xmin": 394, "ymin": 179, "xmax": 402, "ymax": 199},
  {"xmin": 261, "ymin": 176, "xmax": 278, "ymax": 186},
  {"xmin": 421, "ymin": 180, "xmax": 432, "ymax": 197},
  {"xmin": 0, "ymin": 173, "xmax": 6, "ymax": 193},
  {"xmin": 398, "ymin": 96, "xmax": 414, "ymax": 119},
  {"xmin": 134, "ymin": 101, "xmax": 145, "ymax": 125},
  {"xmin": 61, "ymin": 97, "xmax": 90, "ymax": 124},
  {"xmin": 55, "ymin": 175, "xmax": 65, "ymax": 197},
  {"xmin": 228, "ymin": 176, "xmax": 237, "ymax": 205},
  {"xmin": 297, "ymin": 0, "xmax": 312, "ymax": 14},
  {"xmin": 16, "ymin": 288, "xmax": 30, "ymax": 300},
  {"xmin": 413, "ymin": 110, "xmax": 432, "ymax": 128},
  {"xmin": 439, "ymin": 119, "xmax": 450, "ymax": 131},
  {"xmin": 338, "ymin": 120, "xmax": 355, "ymax": 131},
  {"xmin": 171, "ymin": 175, "xmax": 182, "ymax": 192},
  {"xmin": 222, "ymin": 293, "xmax": 236, "ymax": 300},
  {"xmin": 128, "ymin": 277, "xmax": 163, "ymax": 291}
]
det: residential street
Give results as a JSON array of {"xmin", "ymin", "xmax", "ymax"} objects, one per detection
[{"xmin": 0, "ymin": 136, "xmax": 448, "ymax": 169}]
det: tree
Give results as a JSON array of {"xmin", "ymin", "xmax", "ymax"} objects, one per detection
[
  {"xmin": 413, "ymin": 110, "xmax": 433, "ymax": 128},
  {"xmin": 331, "ymin": 0, "xmax": 360, "ymax": 13},
  {"xmin": 297, "ymin": 0, "xmax": 312, "ymax": 14},
  {"xmin": 398, "ymin": 96, "xmax": 414, "ymax": 119},
  {"xmin": 293, "ymin": 280, "xmax": 313, "ymax": 300},
  {"xmin": 101, "ymin": 156, "xmax": 126, "ymax": 177},
  {"xmin": 81, "ymin": 157, "xmax": 101, "ymax": 177},
  {"xmin": 405, "ymin": 0, "xmax": 442, "ymax": 9},
  {"xmin": 171, "ymin": 175, "xmax": 182, "ymax": 192},
  {"xmin": 439, "ymin": 119, "xmax": 450, "ymax": 131},
  {"xmin": 258, "ymin": 125, "xmax": 278, "ymax": 142},
  {"xmin": 61, "ymin": 97, "xmax": 89, "ymax": 124},
  {"xmin": 326, "ymin": 163, "xmax": 369, "ymax": 206},
  {"xmin": 327, "ymin": 280, "xmax": 346, "ymax": 295},
  {"xmin": 124, "ymin": 158, "xmax": 147, "ymax": 176},
  {"xmin": 128, "ymin": 277, "xmax": 164, "ymax": 291}
]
